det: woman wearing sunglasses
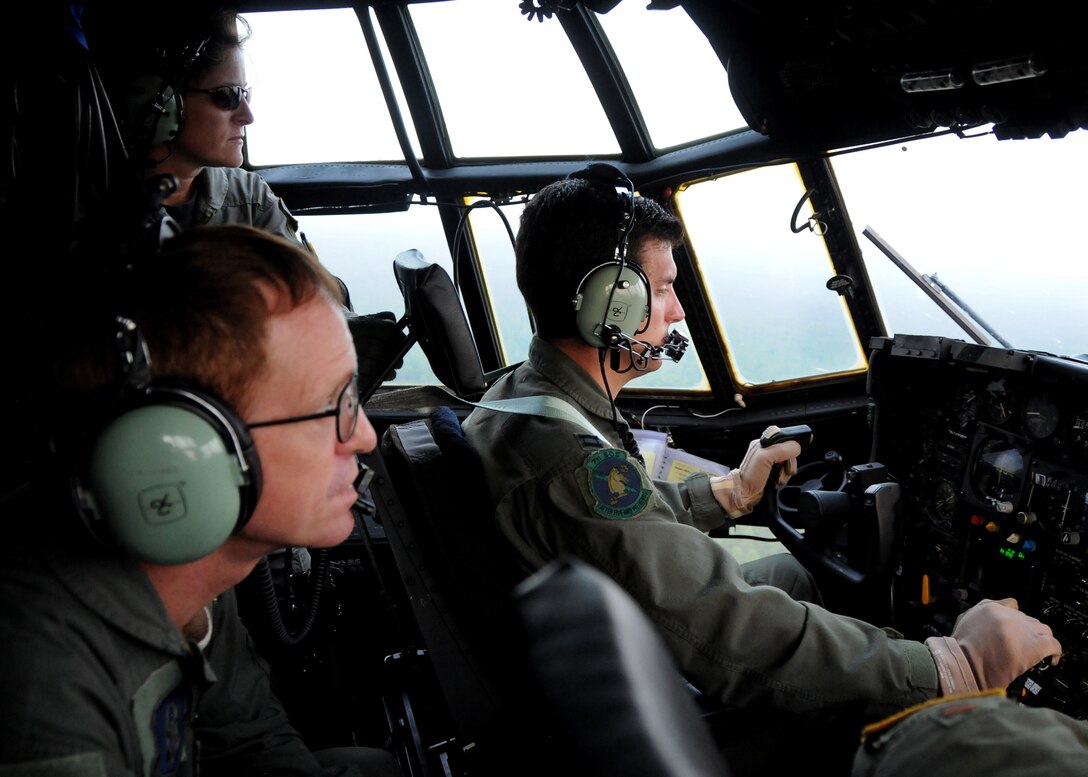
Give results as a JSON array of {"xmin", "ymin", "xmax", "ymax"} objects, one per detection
[{"xmin": 99, "ymin": 9, "xmax": 305, "ymax": 247}]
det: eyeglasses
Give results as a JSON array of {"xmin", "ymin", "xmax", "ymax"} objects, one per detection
[
  {"xmin": 249, "ymin": 373, "xmax": 360, "ymax": 443},
  {"xmin": 187, "ymin": 84, "xmax": 251, "ymax": 111}
]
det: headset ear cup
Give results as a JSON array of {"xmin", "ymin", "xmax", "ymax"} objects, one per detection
[
  {"xmin": 573, "ymin": 262, "xmax": 651, "ymax": 347},
  {"xmin": 125, "ymin": 75, "xmax": 185, "ymax": 150},
  {"xmin": 77, "ymin": 388, "xmax": 261, "ymax": 565}
]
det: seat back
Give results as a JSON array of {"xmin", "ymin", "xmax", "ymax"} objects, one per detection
[
  {"xmin": 511, "ymin": 557, "xmax": 732, "ymax": 777},
  {"xmin": 358, "ymin": 250, "xmax": 500, "ymax": 409},
  {"xmin": 369, "ymin": 406, "xmax": 530, "ymax": 762},
  {"xmin": 393, "ymin": 249, "xmax": 489, "ymax": 400}
]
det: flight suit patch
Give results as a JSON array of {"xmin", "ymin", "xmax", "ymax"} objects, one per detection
[
  {"xmin": 581, "ymin": 448, "xmax": 652, "ymax": 519},
  {"xmin": 132, "ymin": 661, "xmax": 193, "ymax": 777}
]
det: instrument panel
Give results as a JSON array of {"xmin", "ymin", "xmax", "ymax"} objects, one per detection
[{"xmin": 868, "ymin": 335, "xmax": 1088, "ymax": 718}]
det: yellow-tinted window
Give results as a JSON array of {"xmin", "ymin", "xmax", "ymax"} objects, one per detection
[{"xmin": 676, "ymin": 166, "xmax": 867, "ymax": 388}]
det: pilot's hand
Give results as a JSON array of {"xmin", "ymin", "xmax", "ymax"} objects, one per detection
[
  {"xmin": 925, "ymin": 598, "xmax": 1062, "ymax": 695},
  {"xmin": 710, "ymin": 427, "xmax": 800, "ymax": 518}
]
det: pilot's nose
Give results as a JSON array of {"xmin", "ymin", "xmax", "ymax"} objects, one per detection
[{"xmin": 344, "ymin": 410, "xmax": 378, "ymax": 456}]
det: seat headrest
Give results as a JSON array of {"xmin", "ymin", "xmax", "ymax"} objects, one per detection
[{"xmin": 393, "ymin": 250, "xmax": 488, "ymax": 400}]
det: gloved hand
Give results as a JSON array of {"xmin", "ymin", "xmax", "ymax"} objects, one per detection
[
  {"xmin": 710, "ymin": 425, "xmax": 801, "ymax": 518},
  {"xmin": 925, "ymin": 598, "xmax": 1062, "ymax": 695}
]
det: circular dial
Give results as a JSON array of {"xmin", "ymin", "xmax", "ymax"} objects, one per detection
[
  {"xmin": 972, "ymin": 438, "xmax": 1026, "ymax": 507},
  {"xmin": 952, "ymin": 386, "xmax": 980, "ymax": 429},
  {"xmin": 930, "ymin": 478, "xmax": 959, "ymax": 527},
  {"xmin": 1022, "ymin": 392, "xmax": 1061, "ymax": 440},
  {"xmin": 982, "ymin": 378, "xmax": 1016, "ymax": 425}
]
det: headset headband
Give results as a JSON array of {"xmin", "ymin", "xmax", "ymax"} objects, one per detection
[{"xmin": 568, "ymin": 164, "xmax": 649, "ymax": 350}]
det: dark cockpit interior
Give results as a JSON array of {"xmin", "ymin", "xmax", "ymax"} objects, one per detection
[{"xmin": 4, "ymin": 2, "xmax": 1088, "ymax": 775}]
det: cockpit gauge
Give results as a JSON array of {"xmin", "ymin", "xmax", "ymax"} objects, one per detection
[
  {"xmin": 1022, "ymin": 392, "xmax": 1061, "ymax": 440},
  {"xmin": 931, "ymin": 478, "xmax": 958, "ymax": 526},
  {"xmin": 972, "ymin": 438, "xmax": 1026, "ymax": 509},
  {"xmin": 982, "ymin": 378, "xmax": 1016, "ymax": 425},
  {"xmin": 1067, "ymin": 409, "xmax": 1088, "ymax": 454},
  {"xmin": 952, "ymin": 389, "xmax": 979, "ymax": 429}
]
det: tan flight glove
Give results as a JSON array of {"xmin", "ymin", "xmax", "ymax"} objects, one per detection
[
  {"xmin": 925, "ymin": 598, "xmax": 1062, "ymax": 695},
  {"xmin": 710, "ymin": 426, "xmax": 801, "ymax": 518}
]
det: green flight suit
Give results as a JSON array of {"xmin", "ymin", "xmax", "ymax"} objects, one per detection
[
  {"xmin": 0, "ymin": 488, "xmax": 400, "ymax": 777},
  {"xmin": 161, "ymin": 166, "xmax": 302, "ymax": 245},
  {"xmin": 462, "ymin": 337, "xmax": 939, "ymax": 719},
  {"xmin": 853, "ymin": 691, "xmax": 1088, "ymax": 777}
]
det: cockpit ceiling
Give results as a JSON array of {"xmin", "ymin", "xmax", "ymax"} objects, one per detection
[
  {"xmin": 231, "ymin": 0, "xmax": 1087, "ymax": 149},
  {"xmin": 683, "ymin": 0, "xmax": 1088, "ymax": 146}
]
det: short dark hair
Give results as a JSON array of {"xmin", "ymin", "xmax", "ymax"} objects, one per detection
[
  {"xmin": 177, "ymin": 9, "xmax": 251, "ymax": 90},
  {"xmin": 95, "ymin": 7, "xmax": 250, "ymax": 109},
  {"xmin": 516, "ymin": 173, "xmax": 683, "ymax": 340}
]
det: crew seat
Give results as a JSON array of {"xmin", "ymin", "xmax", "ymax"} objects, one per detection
[
  {"xmin": 363, "ymin": 250, "xmax": 732, "ymax": 776},
  {"xmin": 369, "ymin": 405, "xmax": 530, "ymax": 773},
  {"xmin": 356, "ymin": 250, "xmax": 528, "ymax": 773},
  {"xmin": 371, "ymin": 405, "xmax": 732, "ymax": 777}
]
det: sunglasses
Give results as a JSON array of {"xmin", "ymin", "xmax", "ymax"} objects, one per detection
[
  {"xmin": 187, "ymin": 84, "xmax": 251, "ymax": 111},
  {"xmin": 248, "ymin": 373, "xmax": 360, "ymax": 444}
]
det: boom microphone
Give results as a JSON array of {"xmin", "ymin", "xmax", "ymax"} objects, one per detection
[
  {"xmin": 602, "ymin": 326, "xmax": 689, "ymax": 370},
  {"xmin": 648, "ymin": 329, "xmax": 689, "ymax": 362}
]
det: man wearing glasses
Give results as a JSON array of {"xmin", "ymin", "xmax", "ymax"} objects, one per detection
[{"xmin": 0, "ymin": 226, "xmax": 403, "ymax": 776}]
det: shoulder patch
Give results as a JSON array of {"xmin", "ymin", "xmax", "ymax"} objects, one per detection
[
  {"xmin": 581, "ymin": 448, "xmax": 652, "ymax": 519},
  {"xmin": 132, "ymin": 661, "xmax": 194, "ymax": 777}
]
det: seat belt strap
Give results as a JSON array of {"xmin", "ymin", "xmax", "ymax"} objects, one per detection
[{"xmin": 438, "ymin": 387, "xmax": 609, "ymax": 446}]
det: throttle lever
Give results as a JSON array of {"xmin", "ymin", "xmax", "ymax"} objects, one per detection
[
  {"xmin": 715, "ymin": 424, "xmax": 812, "ymax": 531},
  {"xmin": 761, "ymin": 424, "xmax": 812, "ymax": 501},
  {"xmin": 761, "ymin": 424, "xmax": 814, "ymax": 449}
]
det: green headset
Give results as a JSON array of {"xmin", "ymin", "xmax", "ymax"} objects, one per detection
[
  {"xmin": 569, "ymin": 163, "xmax": 652, "ymax": 350},
  {"xmin": 72, "ymin": 316, "xmax": 262, "ymax": 564},
  {"xmin": 122, "ymin": 36, "xmax": 210, "ymax": 152}
]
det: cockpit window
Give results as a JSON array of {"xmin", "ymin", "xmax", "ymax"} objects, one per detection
[
  {"xmin": 243, "ymin": 8, "xmax": 413, "ymax": 165},
  {"xmin": 832, "ymin": 128, "xmax": 1088, "ymax": 359},
  {"xmin": 594, "ymin": 2, "xmax": 747, "ymax": 150},
  {"xmin": 243, "ymin": 2, "xmax": 749, "ymax": 164},
  {"xmin": 295, "ymin": 208, "xmax": 451, "ymax": 386},
  {"xmin": 409, "ymin": 0, "xmax": 617, "ymax": 159},
  {"xmin": 676, "ymin": 164, "xmax": 868, "ymax": 388}
]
